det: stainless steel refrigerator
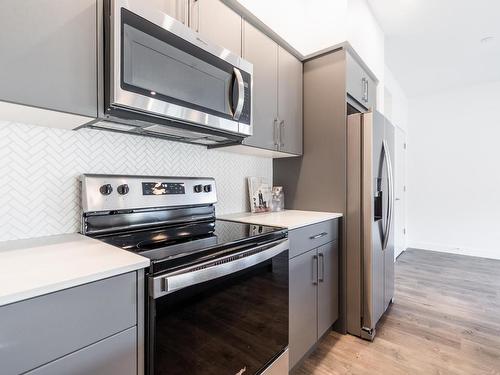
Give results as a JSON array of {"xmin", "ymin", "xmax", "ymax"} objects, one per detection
[{"xmin": 346, "ymin": 109, "xmax": 395, "ymax": 341}]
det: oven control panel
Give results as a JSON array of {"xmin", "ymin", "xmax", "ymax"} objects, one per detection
[
  {"xmin": 142, "ymin": 182, "xmax": 185, "ymax": 195},
  {"xmin": 81, "ymin": 174, "xmax": 217, "ymax": 213}
]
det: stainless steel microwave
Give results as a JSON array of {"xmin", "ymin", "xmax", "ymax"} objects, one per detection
[{"xmin": 98, "ymin": 0, "xmax": 253, "ymax": 145}]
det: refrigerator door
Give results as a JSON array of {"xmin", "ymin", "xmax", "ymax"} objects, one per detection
[
  {"xmin": 363, "ymin": 111, "xmax": 385, "ymax": 335},
  {"xmin": 346, "ymin": 110, "xmax": 395, "ymax": 341},
  {"xmin": 383, "ymin": 121, "xmax": 396, "ymax": 309}
]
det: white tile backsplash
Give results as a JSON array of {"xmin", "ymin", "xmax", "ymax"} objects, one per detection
[{"xmin": 0, "ymin": 121, "xmax": 272, "ymax": 241}]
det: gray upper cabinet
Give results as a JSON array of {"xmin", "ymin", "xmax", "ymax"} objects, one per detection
[
  {"xmin": 278, "ymin": 47, "xmax": 303, "ymax": 155},
  {"xmin": 149, "ymin": 0, "xmax": 189, "ymax": 24},
  {"xmin": 289, "ymin": 248, "xmax": 318, "ymax": 368},
  {"xmin": 346, "ymin": 51, "xmax": 376, "ymax": 110},
  {"xmin": 317, "ymin": 241, "xmax": 339, "ymax": 338},
  {"xmin": 242, "ymin": 21, "xmax": 278, "ymax": 151},
  {"xmin": 0, "ymin": 0, "xmax": 97, "ymax": 118},
  {"xmin": 189, "ymin": 0, "xmax": 242, "ymax": 55}
]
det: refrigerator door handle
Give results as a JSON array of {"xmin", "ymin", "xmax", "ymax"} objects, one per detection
[{"xmin": 382, "ymin": 139, "xmax": 394, "ymax": 250}]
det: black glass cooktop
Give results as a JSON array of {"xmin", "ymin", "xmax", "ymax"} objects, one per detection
[{"xmin": 93, "ymin": 219, "xmax": 287, "ymax": 274}]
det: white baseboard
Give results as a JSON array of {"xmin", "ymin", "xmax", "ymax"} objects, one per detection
[{"xmin": 407, "ymin": 241, "xmax": 500, "ymax": 261}]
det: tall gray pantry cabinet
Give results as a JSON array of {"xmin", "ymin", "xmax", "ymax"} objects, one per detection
[{"xmin": 274, "ymin": 47, "xmax": 378, "ymax": 338}]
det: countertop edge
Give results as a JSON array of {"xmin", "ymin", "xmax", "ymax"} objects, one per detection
[
  {"xmin": 0, "ymin": 259, "xmax": 149, "ymax": 307},
  {"xmin": 218, "ymin": 210, "xmax": 343, "ymax": 229}
]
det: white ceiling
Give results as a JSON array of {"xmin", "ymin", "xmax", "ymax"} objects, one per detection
[{"xmin": 367, "ymin": 0, "xmax": 500, "ymax": 97}]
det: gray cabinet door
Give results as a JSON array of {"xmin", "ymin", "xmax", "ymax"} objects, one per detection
[
  {"xmin": 278, "ymin": 47, "xmax": 303, "ymax": 155},
  {"xmin": 289, "ymin": 248, "xmax": 318, "ymax": 369},
  {"xmin": 190, "ymin": 0, "xmax": 242, "ymax": 55},
  {"xmin": 242, "ymin": 21, "xmax": 278, "ymax": 151},
  {"xmin": 149, "ymin": 0, "xmax": 188, "ymax": 24},
  {"xmin": 317, "ymin": 241, "xmax": 339, "ymax": 338},
  {"xmin": 0, "ymin": 0, "xmax": 97, "ymax": 117},
  {"xmin": 346, "ymin": 52, "xmax": 376, "ymax": 110},
  {"xmin": 26, "ymin": 327, "xmax": 137, "ymax": 375},
  {"xmin": 0, "ymin": 272, "xmax": 137, "ymax": 375}
]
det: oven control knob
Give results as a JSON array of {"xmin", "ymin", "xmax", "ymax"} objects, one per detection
[
  {"xmin": 117, "ymin": 184, "xmax": 129, "ymax": 195},
  {"xmin": 203, "ymin": 184, "xmax": 212, "ymax": 193},
  {"xmin": 194, "ymin": 184, "xmax": 203, "ymax": 193},
  {"xmin": 99, "ymin": 184, "xmax": 113, "ymax": 195}
]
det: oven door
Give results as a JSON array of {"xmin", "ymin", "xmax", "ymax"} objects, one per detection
[
  {"xmin": 147, "ymin": 239, "xmax": 289, "ymax": 375},
  {"xmin": 106, "ymin": 0, "xmax": 252, "ymax": 136}
]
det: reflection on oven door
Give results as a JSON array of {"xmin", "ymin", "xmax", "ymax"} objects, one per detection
[{"xmin": 148, "ymin": 250, "xmax": 289, "ymax": 375}]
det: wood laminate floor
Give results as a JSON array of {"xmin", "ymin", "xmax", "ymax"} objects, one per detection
[{"xmin": 292, "ymin": 249, "xmax": 500, "ymax": 375}]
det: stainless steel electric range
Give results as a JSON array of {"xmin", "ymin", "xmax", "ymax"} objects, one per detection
[{"xmin": 80, "ymin": 174, "xmax": 289, "ymax": 375}]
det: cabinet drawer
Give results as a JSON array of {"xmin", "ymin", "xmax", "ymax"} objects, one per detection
[
  {"xmin": 0, "ymin": 272, "xmax": 137, "ymax": 375},
  {"xmin": 289, "ymin": 219, "xmax": 338, "ymax": 258},
  {"xmin": 26, "ymin": 327, "xmax": 137, "ymax": 375}
]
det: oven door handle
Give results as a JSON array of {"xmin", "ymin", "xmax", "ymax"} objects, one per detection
[{"xmin": 151, "ymin": 238, "xmax": 289, "ymax": 299}]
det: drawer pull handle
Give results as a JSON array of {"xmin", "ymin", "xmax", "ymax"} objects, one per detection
[{"xmin": 310, "ymin": 232, "xmax": 327, "ymax": 240}]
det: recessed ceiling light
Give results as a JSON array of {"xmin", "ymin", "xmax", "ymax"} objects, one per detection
[{"xmin": 480, "ymin": 36, "xmax": 495, "ymax": 44}]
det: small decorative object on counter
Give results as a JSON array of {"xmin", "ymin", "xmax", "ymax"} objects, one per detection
[
  {"xmin": 248, "ymin": 177, "xmax": 272, "ymax": 213},
  {"xmin": 271, "ymin": 186, "xmax": 285, "ymax": 212}
]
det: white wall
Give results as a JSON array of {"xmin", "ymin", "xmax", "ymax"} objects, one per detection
[
  {"xmin": 407, "ymin": 81, "xmax": 500, "ymax": 260},
  {"xmin": 0, "ymin": 121, "xmax": 272, "ymax": 242},
  {"xmin": 384, "ymin": 66, "xmax": 408, "ymax": 132}
]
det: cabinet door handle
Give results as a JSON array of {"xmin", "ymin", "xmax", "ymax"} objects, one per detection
[
  {"xmin": 365, "ymin": 79, "xmax": 369, "ymax": 103},
  {"xmin": 310, "ymin": 232, "xmax": 327, "ymax": 240},
  {"xmin": 279, "ymin": 120, "xmax": 285, "ymax": 148},
  {"xmin": 312, "ymin": 255, "xmax": 318, "ymax": 285},
  {"xmin": 318, "ymin": 253, "xmax": 324, "ymax": 282},
  {"xmin": 273, "ymin": 118, "xmax": 279, "ymax": 149}
]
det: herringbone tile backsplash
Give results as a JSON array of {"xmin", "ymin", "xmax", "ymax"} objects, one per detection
[{"xmin": 0, "ymin": 121, "xmax": 272, "ymax": 242}]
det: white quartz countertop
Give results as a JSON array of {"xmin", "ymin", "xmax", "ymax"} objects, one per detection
[
  {"xmin": 0, "ymin": 233, "xmax": 150, "ymax": 307},
  {"xmin": 219, "ymin": 210, "xmax": 343, "ymax": 230}
]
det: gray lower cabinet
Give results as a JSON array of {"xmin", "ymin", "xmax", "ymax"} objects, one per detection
[
  {"xmin": 0, "ymin": 271, "xmax": 142, "ymax": 375},
  {"xmin": 289, "ymin": 248, "xmax": 318, "ymax": 367},
  {"xmin": 317, "ymin": 242, "xmax": 339, "ymax": 337},
  {"xmin": 26, "ymin": 327, "xmax": 137, "ymax": 375},
  {"xmin": 0, "ymin": 0, "xmax": 97, "ymax": 118},
  {"xmin": 289, "ymin": 220, "xmax": 339, "ymax": 369}
]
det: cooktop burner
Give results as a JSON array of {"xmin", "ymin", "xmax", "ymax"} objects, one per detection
[{"xmin": 94, "ymin": 219, "xmax": 286, "ymax": 274}]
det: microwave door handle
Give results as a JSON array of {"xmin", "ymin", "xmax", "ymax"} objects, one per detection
[{"xmin": 232, "ymin": 68, "xmax": 245, "ymax": 120}]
